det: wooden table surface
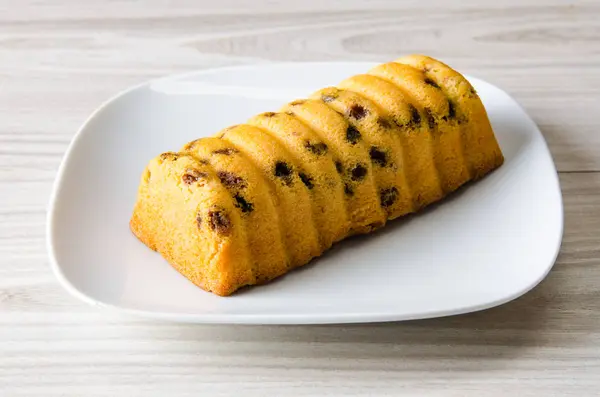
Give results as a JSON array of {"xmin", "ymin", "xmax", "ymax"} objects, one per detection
[{"xmin": 1, "ymin": 0, "xmax": 599, "ymax": 395}]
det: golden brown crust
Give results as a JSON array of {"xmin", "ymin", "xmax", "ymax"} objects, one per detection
[
  {"xmin": 247, "ymin": 112, "xmax": 351, "ymax": 249},
  {"xmin": 310, "ymin": 87, "xmax": 413, "ymax": 220},
  {"xmin": 337, "ymin": 74, "xmax": 446, "ymax": 209},
  {"xmin": 367, "ymin": 62, "xmax": 471, "ymax": 193},
  {"xmin": 183, "ymin": 137, "xmax": 290, "ymax": 284},
  {"xmin": 280, "ymin": 99, "xmax": 387, "ymax": 235},
  {"xmin": 220, "ymin": 124, "xmax": 321, "ymax": 269},
  {"xmin": 130, "ymin": 55, "xmax": 504, "ymax": 296},
  {"xmin": 394, "ymin": 55, "xmax": 504, "ymax": 179}
]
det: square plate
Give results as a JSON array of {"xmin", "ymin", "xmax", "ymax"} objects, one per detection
[{"xmin": 47, "ymin": 62, "xmax": 563, "ymax": 324}]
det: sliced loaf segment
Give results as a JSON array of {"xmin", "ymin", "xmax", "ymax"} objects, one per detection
[
  {"xmin": 130, "ymin": 152, "xmax": 254, "ymax": 296},
  {"xmin": 247, "ymin": 112, "xmax": 350, "ymax": 249},
  {"xmin": 311, "ymin": 87, "xmax": 413, "ymax": 220},
  {"xmin": 281, "ymin": 99, "xmax": 386, "ymax": 234},
  {"xmin": 395, "ymin": 55, "xmax": 504, "ymax": 179},
  {"xmin": 338, "ymin": 74, "xmax": 445, "ymax": 208},
  {"xmin": 220, "ymin": 124, "xmax": 321, "ymax": 269},
  {"xmin": 183, "ymin": 137, "xmax": 289, "ymax": 284}
]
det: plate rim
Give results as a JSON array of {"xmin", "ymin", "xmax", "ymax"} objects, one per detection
[{"xmin": 46, "ymin": 61, "xmax": 564, "ymax": 324}]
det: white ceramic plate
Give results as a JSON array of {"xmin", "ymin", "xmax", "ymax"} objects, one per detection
[{"xmin": 47, "ymin": 62, "xmax": 563, "ymax": 324}]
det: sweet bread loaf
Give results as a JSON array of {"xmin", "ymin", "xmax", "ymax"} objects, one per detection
[{"xmin": 130, "ymin": 55, "xmax": 504, "ymax": 296}]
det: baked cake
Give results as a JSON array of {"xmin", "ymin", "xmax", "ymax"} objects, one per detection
[{"xmin": 129, "ymin": 55, "xmax": 504, "ymax": 296}]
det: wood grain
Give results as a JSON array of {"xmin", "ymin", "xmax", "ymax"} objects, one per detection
[{"xmin": 0, "ymin": 0, "xmax": 599, "ymax": 395}]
